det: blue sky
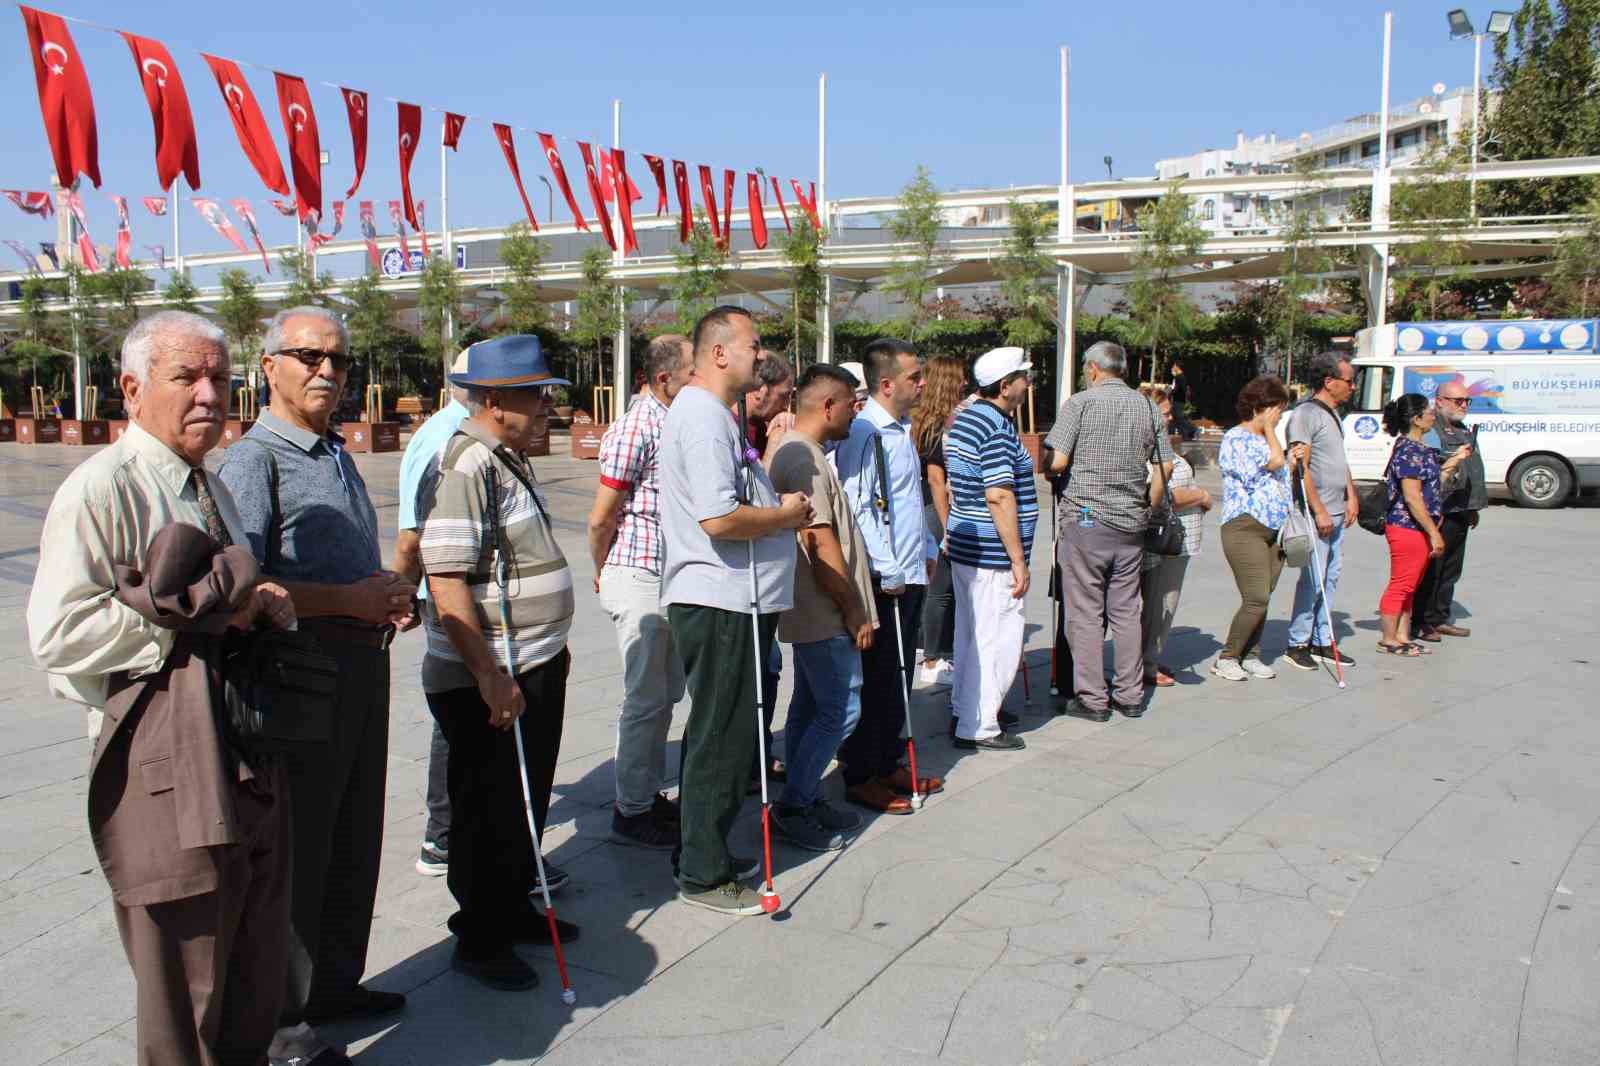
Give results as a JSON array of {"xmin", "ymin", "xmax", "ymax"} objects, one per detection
[{"xmin": 1, "ymin": 0, "xmax": 1488, "ymax": 258}]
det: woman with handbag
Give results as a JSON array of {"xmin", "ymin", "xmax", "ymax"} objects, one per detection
[
  {"xmin": 1140, "ymin": 388, "xmax": 1212, "ymax": 687},
  {"xmin": 1214, "ymin": 376, "xmax": 1307, "ymax": 682},
  {"xmin": 1376, "ymin": 394, "xmax": 1470, "ymax": 657}
]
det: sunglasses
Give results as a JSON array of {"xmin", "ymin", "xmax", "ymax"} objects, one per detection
[
  {"xmin": 274, "ymin": 347, "xmax": 352, "ymax": 372},
  {"xmin": 1438, "ymin": 395, "xmax": 1470, "ymax": 406}
]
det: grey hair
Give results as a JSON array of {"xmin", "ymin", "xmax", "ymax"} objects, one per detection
[
  {"xmin": 463, "ymin": 385, "xmax": 491, "ymax": 414},
  {"xmin": 1307, "ymin": 350, "xmax": 1349, "ymax": 390},
  {"xmin": 449, "ymin": 385, "xmax": 470, "ymax": 405},
  {"xmin": 646, "ymin": 333, "xmax": 691, "ymax": 381},
  {"xmin": 121, "ymin": 310, "xmax": 226, "ymax": 384},
  {"xmin": 1083, "ymin": 340, "xmax": 1127, "ymax": 376},
  {"xmin": 263, "ymin": 305, "xmax": 349, "ymax": 356}
]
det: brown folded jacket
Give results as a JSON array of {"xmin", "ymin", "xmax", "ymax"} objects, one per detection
[{"xmin": 89, "ymin": 523, "xmax": 259, "ymax": 906}]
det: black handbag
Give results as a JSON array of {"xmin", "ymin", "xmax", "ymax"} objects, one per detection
[
  {"xmin": 1356, "ymin": 439, "xmax": 1401, "ymax": 535},
  {"xmin": 1144, "ymin": 399, "xmax": 1186, "ymax": 556},
  {"xmin": 220, "ymin": 627, "xmax": 338, "ymax": 755}
]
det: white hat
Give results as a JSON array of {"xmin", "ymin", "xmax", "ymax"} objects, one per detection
[
  {"xmin": 972, "ymin": 347, "xmax": 1032, "ymax": 388},
  {"xmin": 838, "ymin": 361, "xmax": 869, "ymax": 398}
]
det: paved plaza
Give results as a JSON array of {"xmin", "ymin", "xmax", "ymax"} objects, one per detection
[{"xmin": 2, "ymin": 440, "xmax": 1598, "ymax": 1066}]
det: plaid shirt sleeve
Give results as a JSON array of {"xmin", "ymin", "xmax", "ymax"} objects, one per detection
[{"xmin": 598, "ymin": 411, "xmax": 648, "ymax": 491}]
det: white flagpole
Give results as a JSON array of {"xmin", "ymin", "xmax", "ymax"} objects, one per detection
[
  {"xmin": 442, "ymin": 121, "xmax": 454, "ymax": 345},
  {"xmin": 612, "ymin": 98, "xmax": 628, "ymax": 410},
  {"xmin": 170, "ymin": 181, "xmax": 183, "ymax": 277}
]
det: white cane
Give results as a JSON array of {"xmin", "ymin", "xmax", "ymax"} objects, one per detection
[
  {"xmin": 1295, "ymin": 461, "xmax": 1346, "ymax": 691},
  {"xmin": 739, "ymin": 399, "xmax": 782, "ymax": 915},
  {"xmin": 873, "ymin": 436, "xmax": 924, "ymax": 810}
]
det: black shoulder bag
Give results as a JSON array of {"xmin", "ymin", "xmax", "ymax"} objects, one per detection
[
  {"xmin": 1144, "ymin": 399, "xmax": 1186, "ymax": 556},
  {"xmin": 1356, "ymin": 438, "xmax": 1401, "ymax": 536}
]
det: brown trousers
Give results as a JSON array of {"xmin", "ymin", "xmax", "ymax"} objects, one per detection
[{"xmin": 113, "ymin": 761, "xmax": 292, "ymax": 1066}]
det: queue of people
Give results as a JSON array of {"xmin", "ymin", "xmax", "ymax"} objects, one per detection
[{"xmin": 24, "ymin": 304, "xmax": 1486, "ymax": 1064}]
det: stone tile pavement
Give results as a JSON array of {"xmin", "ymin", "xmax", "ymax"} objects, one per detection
[{"xmin": 2, "ymin": 441, "xmax": 1598, "ymax": 1065}]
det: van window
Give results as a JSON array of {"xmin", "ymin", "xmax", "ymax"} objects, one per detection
[{"xmin": 1352, "ymin": 365, "xmax": 1392, "ymax": 412}]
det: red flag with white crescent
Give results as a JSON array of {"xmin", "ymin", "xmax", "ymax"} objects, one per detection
[
  {"xmin": 269, "ymin": 198, "xmax": 296, "ymax": 217},
  {"xmin": 721, "ymin": 169, "xmax": 735, "ymax": 250},
  {"xmin": 341, "ymin": 87, "xmax": 367, "ymax": 197},
  {"xmin": 110, "ymin": 195, "xmax": 132, "ymax": 269},
  {"xmin": 770, "ymin": 177, "xmax": 792, "ymax": 234},
  {"xmin": 19, "ymin": 6, "xmax": 100, "ymax": 189},
  {"xmin": 416, "ymin": 199, "xmax": 430, "ymax": 258},
  {"xmin": 142, "ymin": 195, "xmax": 167, "ymax": 216},
  {"xmin": 791, "ymin": 180, "xmax": 821, "ymax": 228},
  {"xmin": 120, "ymin": 32, "xmax": 199, "ymax": 192},
  {"xmin": 193, "ymin": 197, "xmax": 247, "ymax": 254},
  {"xmin": 443, "ymin": 112, "xmax": 466, "ymax": 150},
  {"xmin": 328, "ymin": 199, "xmax": 345, "ymax": 238},
  {"xmin": 672, "ymin": 160, "xmax": 692, "ymax": 241},
  {"xmin": 397, "ymin": 102, "xmax": 421, "ymax": 230},
  {"xmin": 62, "ymin": 189, "xmax": 100, "ymax": 271},
  {"xmin": 201, "ymin": 55, "xmax": 289, "ymax": 196},
  {"xmin": 3, "ymin": 190, "xmax": 55, "ymax": 219},
  {"xmin": 576, "ymin": 142, "xmax": 617, "ymax": 251},
  {"xmin": 746, "ymin": 173, "xmax": 768, "ymax": 250},
  {"xmin": 492, "ymin": 124, "xmax": 539, "ymax": 232},
  {"xmin": 274, "ymin": 72, "xmax": 322, "ymax": 223},
  {"xmin": 697, "ymin": 165, "xmax": 721, "ymax": 244},
  {"xmin": 609, "ymin": 149, "xmax": 639, "ymax": 255},
  {"xmin": 358, "ymin": 200, "xmax": 380, "ymax": 269},
  {"xmin": 229, "ymin": 197, "xmax": 272, "ymax": 273},
  {"xmin": 642, "ymin": 155, "xmax": 669, "ymax": 216},
  {"xmin": 536, "ymin": 133, "xmax": 588, "ymax": 231},
  {"xmin": 597, "ymin": 150, "xmax": 642, "ymax": 204},
  {"xmin": 388, "ymin": 200, "xmax": 410, "ymax": 259}
]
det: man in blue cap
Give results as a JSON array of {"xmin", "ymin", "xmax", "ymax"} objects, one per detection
[{"xmin": 415, "ymin": 335, "xmax": 580, "ymax": 991}]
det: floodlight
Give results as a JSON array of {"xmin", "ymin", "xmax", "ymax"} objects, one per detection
[
  {"xmin": 1486, "ymin": 10, "xmax": 1513, "ymax": 34},
  {"xmin": 1447, "ymin": 8, "xmax": 1474, "ymax": 37}
]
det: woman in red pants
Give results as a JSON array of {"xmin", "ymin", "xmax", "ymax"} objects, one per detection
[{"xmin": 1377, "ymin": 393, "xmax": 1470, "ymax": 656}]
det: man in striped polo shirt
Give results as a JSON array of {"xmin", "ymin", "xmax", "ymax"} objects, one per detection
[
  {"xmin": 416, "ymin": 335, "xmax": 579, "ymax": 992},
  {"xmin": 587, "ymin": 334, "xmax": 694, "ymax": 850},
  {"xmin": 945, "ymin": 347, "xmax": 1039, "ymax": 751}
]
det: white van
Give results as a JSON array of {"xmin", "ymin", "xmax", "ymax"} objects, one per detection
[{"xmin": 1345, "ymin": 319, "xmax": 1600, "ymax": 508}]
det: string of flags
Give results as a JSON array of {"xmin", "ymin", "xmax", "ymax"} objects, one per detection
[{"xmin": 10, "ymin": 2, "xmax": 820, "ymax": 275}]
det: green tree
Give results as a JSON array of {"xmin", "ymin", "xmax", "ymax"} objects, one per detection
[
  {"xmin": 1128, "ymin": 180, "xmax": 1207, "ymax": 382},
  {"xmin": 996, "ymin": 199, "xmax": 1057, "ymax": 350},
  {"xmin": 344, "ymin": 270, "xmax": 399, "ymax": 389},
  {"xmin": 161, "ymin": 271, "xmax": 200, "ymax": 311},
  {"xmin": 781, "ymin": 215, "xmax": 825, "ymax": 361},
  {"xmin": 8, "ymin": 276, "xmax": 67, "ymax": 391},
  {"xmin": 279, "ymin": 249, "xmax": 332, "ymax": 307},
  {"xmin": 572, "ymin": 248, "xmax": 623, "ymax": 392},
  {"xmin": 1552, "ymin": 183, "xmax": 1600, "ymax": 314},
  {"xmin": 1270, "ymin": 158, "xmax": 1333, "ymax": 382},
  {"xmin": 1391, "ymin": 143, "xmax": 1473, "ymax": 319},
  {"xmin": 1484, "ymin": 0, "xmax": 1600, "ymax": 216},
  {"xmin": 416, "ymin": 257, "xmax": 462, "ymax": 374},
  {"xmin": 84, "ymin": 268, "xmax": 152, "ymax": 342},
  {"xmin": 500, "ymin": 221, "xmax": 550, "ymax": 334},
  {"xmin": 883, "ymin": 165, "xmax": 945, "ymax": 339},
  {"xmin": 669, "ymin": 214, "xmax": 729, "ymax": 334},
  {"xmin": 214, "ymin": 269, "xmax": 264, "ymax": 371}
]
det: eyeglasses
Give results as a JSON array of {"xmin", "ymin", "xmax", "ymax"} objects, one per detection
[
  {"xmin": 1333, "ymin": 375, "xmax": 1356, "ymax": 385},
  {"xmin": 274, "ymin": 347, "xmax": 352, "ymax": 372},
  {"xmin": 1438, "ymin": 395, "xmax": 1470, "ymax": 406}
]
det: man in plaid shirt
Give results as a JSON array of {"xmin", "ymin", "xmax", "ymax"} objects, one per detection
[{"xmin": 587, "ymin": 334, "xmax": 695, "ymax": 849}]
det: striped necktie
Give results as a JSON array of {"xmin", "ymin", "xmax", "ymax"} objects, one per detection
[{"xmin": 190, "ymin": 469, "xmax": 233, "ymax": 546}]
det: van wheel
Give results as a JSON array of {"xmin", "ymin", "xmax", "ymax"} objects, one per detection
[{"xmin": 1508, "ymin": 455, "xmax": 1572, "ymax": 509}]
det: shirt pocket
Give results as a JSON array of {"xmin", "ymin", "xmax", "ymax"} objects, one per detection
[{"xmin": 139, "ymin": 754, "xmax": 174, "ymax": 796}]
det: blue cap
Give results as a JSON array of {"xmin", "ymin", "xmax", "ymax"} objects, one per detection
[{"xmin": 447, "ymin": 335, "xmax": 570, "ymax": 389}]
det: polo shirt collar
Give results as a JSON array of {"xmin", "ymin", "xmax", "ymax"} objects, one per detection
[
  {"xmin": 455, "ymin": 415, "xmax": 523, "ymax": 462},
  {"xmin": 862, "ymin": 397, "xmax": 908, "ymax": 432},
  {"xmin": 122, "ymin": 420, "xmax": 203, "ymax": 496},
  {"xmin": 257, "ymin": 408, "xmax": 342, "ymax": 453}
]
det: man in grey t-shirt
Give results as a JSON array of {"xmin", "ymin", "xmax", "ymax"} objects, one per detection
[
  {"xmin": 660, "ymin": 306, "xmax": 810, "ymax": 916},
  {"xmin": 1283, "ymin": 351, "xmax": 1361, "ymax": 672}
]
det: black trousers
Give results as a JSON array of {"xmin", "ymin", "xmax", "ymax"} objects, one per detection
[
  {"xmin": 425, "ymin": 648, "xmax": 569, "ymax": 956},
  {"xmin": 840, "ymin": 584, "xmax": 924, "ymax": 787},
  {"xmin": 280, "ymin": 641, "xmax": 389, "ymax": 1024},
  {"xmin": 1416, "ymin": 511, "xmax": 1473, "ymax": 628}
]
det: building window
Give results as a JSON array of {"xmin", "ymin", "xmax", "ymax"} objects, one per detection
[
  {"xmin": 1205, "ymin": 168, "xmax": 1216, "ymax": 176},
  {"xmin": 1339, "ymin": 146, "xmax": 1353, "ymax": 163},
  {"xmin": 1201, "ymin": 199, "xmax": 1216, "ymax": 220},
  {"xmin": 1361, "ymin": 138, "xmax": 1380, "ymax": 158},
  {"xmin": 1324, "ymin": 151, "xmax": 1338, "ymax": 167},
  {"xmin": 1394, "ymin": 129, "xmax": 1421, "ymax": 150}
]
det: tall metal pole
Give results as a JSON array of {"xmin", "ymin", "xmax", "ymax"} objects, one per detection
[
  {"xmin": 66, "ymin": 200, "xmax": 82, "ymax": 419},
  {"xmin": 1470, "ymin": 31, "xmax": 1483, "ymax": 218},
  {"xmin": 1056, "ymin": 46, "xmax": 1075, "ymax": 411},
  {"xmin": 817, "ymin": 72, "xmax": 832, "ymax": 364},
  {"xmin": 170, "ymin": 180, "xmax": 183, "ymax": 277},
  {"xmin": 1376, "ymin": 11, "xmax": 1393, "ymax": 220},
  {"xmin": 1368, "ymin": 11, "xmax": 1395, "ymax": 328},
  {"xmin": 612, "ymin": 98, "xmax": 629, "ymax": 410},
  {"xmin": 442, "ymin": 123, "xmax": 455, "ymax": 345}
]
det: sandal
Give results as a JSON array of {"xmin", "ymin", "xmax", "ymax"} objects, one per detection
[
  {"xmin": 1406, "ymin": 642, "xmax": 1433, "ymax": 655},
  {"xmin": 1376, "ymin": 641, "xmax": 1422, "ymax": 657}
]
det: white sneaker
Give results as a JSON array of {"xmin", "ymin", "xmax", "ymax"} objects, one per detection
[
  {"xmin": 1211, "ymin": 658, "xmax": 1249, "ymax": 682},
  {"xmin": 919, "ymin": 659, "xmax": 953, "ymax": 686},
  {"xmin": 1241, "ymin": 657, "xmax": 1277, "ymax": 680}
]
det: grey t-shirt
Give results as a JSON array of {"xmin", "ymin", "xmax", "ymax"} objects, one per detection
[
  {"xmin": 1286, "ymin": 399, "xmax": 1350, "ymax": 516},
  {"xmin": 659, "ymin": 385, "xmax": 796, "ymax": 614}
]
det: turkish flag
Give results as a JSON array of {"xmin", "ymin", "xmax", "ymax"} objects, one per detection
[
  {"xmin": 770, "ymin": 177, "xmax": 792, "ymax": 234},
  {"xmin": 697, "ymin": 165, "xmax": 721, "ymax": 244},
  {"xmin": 388, "ymin": 200, "xmax": 410, "ymax": 259},
  {"xmin": 576, "ymin": 142, "xmax": 617, "ymax": 251},
  {"xmin": 672, "ymin": 160, "xmax": 692, "ymax": 242},
  {"xmin": 721, "ymin": 169, "xmax": 735, "ymax": 249},
  {"xmin": 230, "ymin": 197, "xmax": 271, "ymax": 273},
  {"xmin": 328, "ymin": 199, "xmax": 345, "ymax": 238},
  {"xmin": 597, "ymin": 151, "xmax": 642, "ymax": 204},
  {"xmin": 536, "ymin": 133, "xmax": 588, "ymax": 231},
  {"xmin": 3, "ymin": 190, "xmax": 55, "ymax": 218},
  {"xmin": 341, "ymin": 87, "xmax": 367, "ymax": 197},
  {"xmin": 747, "ymin": 173, "xmax": 768, "ymax": 250},
  {"xmin": 792, "ymin": 180, "xmax": 821, "ymax": 228},
  {"xmin": 274, "ymin": 72, "xmax": 322, "ymax": 223},
  {"xmin": 20, "ymin": 6, "xmax": 99, "ymax": 189},
  {"xmin": 358, "ymin": 200, "xmax": 380, "ymax": 269},
  {"xmin": 609, "ymin": 149, "xmax": 639, "ymax": 255},
  {"xmin": 642, "ymin": 155, "xmax": 669, "ymax": 216},
  {"xmin": 193, "ymin": 197, "xmax": 247, "ymax": 254},
  {"xmin": 62, "ymin": 190, "xmax": 100, "ymax": 271},
  {"xmin": 110, "ymin": 195, "xmax": 132, "ymax": 269},
  {"xmin": 121, "ymin": 33, "xmax": 199, "ymax": 192},
  {"xmin": 397, "ymin": 101, "xmax": 422, "ymax": 231},
  {"xmin": 443, "ymin": 112, "xmax": 466, "ymax": 150},
  {"xmin": 492, "ymin": 124, "xmax": 539, "ymax": 232},
  {"xmin": 142, "ymin": 195, "xmax": 167, "ymax": 217},
  {"xmin": 416, "ymin": 199, "xmax": 430, "ymax": 258},
  {"xmin": 201, "ymin": 55, "xmax": 288, "ymax": 195}
]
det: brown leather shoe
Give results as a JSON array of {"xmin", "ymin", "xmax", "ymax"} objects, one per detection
[
  {"xmin": 882, "ymin": 766, "xmax": 944, "ymax": 796},
  {"xmin": 1434, "ymin": 623, "xmax": 1471, "ymax": 637},
  {"xmin": 845, "ymin": 780, "xmax": 914, "ymax": 815}
]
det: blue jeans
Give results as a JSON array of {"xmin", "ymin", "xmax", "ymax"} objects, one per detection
[
  {"xmin": 779, "ymin": 635, "xmax": 863, "ymax": 809},
  {"xmin": 1288, "ymin": 520, "xmax": 1345, "ymax": 647}
]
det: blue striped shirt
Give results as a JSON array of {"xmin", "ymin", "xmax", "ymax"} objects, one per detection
[{"xmin": 945, "ymin": 400, "xmax": 1038, "ymax": 569}]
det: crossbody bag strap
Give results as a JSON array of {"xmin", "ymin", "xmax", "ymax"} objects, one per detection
[
  {"xmin": 1146, "ymin": 398, "xmax": 1172, "ymax": 514},
  {"xmin": 870, "ymin": 430, "xmax": 895, "ymax": 536}
]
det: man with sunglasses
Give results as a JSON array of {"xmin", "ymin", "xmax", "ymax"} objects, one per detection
[
  {"xmin": 1283, "ymin": 351, "xmax": 1362, "ymax": 673},
  {"xmin": 1414, "ymin": 380, "xmax": 1484, "ymax": 641},
  {"xmin": 219, "ymin": 307, "xmax": 415, "ymax": 1064}
]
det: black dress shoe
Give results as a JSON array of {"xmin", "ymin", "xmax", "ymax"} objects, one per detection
[
  {"xmin": 998, "ymin": 709, "xmax": 1020, "ymax": 728},
  {"xmin": 952, "ymin": 731, "xmax": 1027, "ymax": 751},
  {"xmin": 1113, "ymin": 701, "xmax": 1144, "ymax": 719},
  {"xmin": 1056, "ymin": 698, "xmax": 1111, "ymax": 723},
  {"xmin": 451, "ymin": 946, "xmax": 539, "ymax": 991},
  {"xmin": 511, "ymin": 911, "xmax": 582, "ymax": 945},
  {"xmin": 303, "ymin": 988, "xmax": 406, "ymax": 1023}
]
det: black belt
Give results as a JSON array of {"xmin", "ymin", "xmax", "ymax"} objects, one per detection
[{"xmin": 300, "ymin": 617, "xmax": 395, "ymax": 651}]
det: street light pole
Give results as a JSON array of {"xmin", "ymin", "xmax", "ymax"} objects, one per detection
[
  {"xmin": 1449, "ymin": 9, "xmax": 1513, "ymax": 219},
  {"xmin": 538, "ymin": 176, "xmax": 554, "ymax": 224}
]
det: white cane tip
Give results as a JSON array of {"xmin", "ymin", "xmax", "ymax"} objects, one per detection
[
  {"xmin": 1337, "ymin": 681, "xmax": 1347, "ymax": 689},
  {"xmin": 562, "ymin": 989, "xmax": 577, "ymax": 1005},
  {"xmin": 911, "ymin": 794, "xmax": 925, "ymax": 809}
]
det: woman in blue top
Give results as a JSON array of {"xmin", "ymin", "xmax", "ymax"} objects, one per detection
[{"xmin": 1214, "ymin": 376, "xmax": 1307, "ymax": 683}]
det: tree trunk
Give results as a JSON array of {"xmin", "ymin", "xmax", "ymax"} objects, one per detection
[{"xmin": 1149, "ymin": 302, "xmax": 1163, "ymax": 385}]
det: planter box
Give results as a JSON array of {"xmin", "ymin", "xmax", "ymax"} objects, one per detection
[
  {"xmin": 16, "ymin": 417, "xmax": 60, "ymax": 444},
  {"xmin": 342, "ymin": 421, "xmax": 400, "ymax": 453},
  {"xmin": 109, "ymin": 420, "xmax": 130, "ymax": 442},
  {"xmin": 570, "ymin": 422, "xmax": 608, "ymax": 460},
  {"xmin": 0, "ymin": 419, "xmax": 13, "ymax": 443},
  {"xmin": 1019, "ymin": 432, "xmax": 1047, "ymax": 474},
  {"xmin": 220, "ymin": 420, "xmax": 255, "ymax": 447},
  {"xmin": 61, "ymin": 419, "xmax": 110, "ymax": 446}
]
